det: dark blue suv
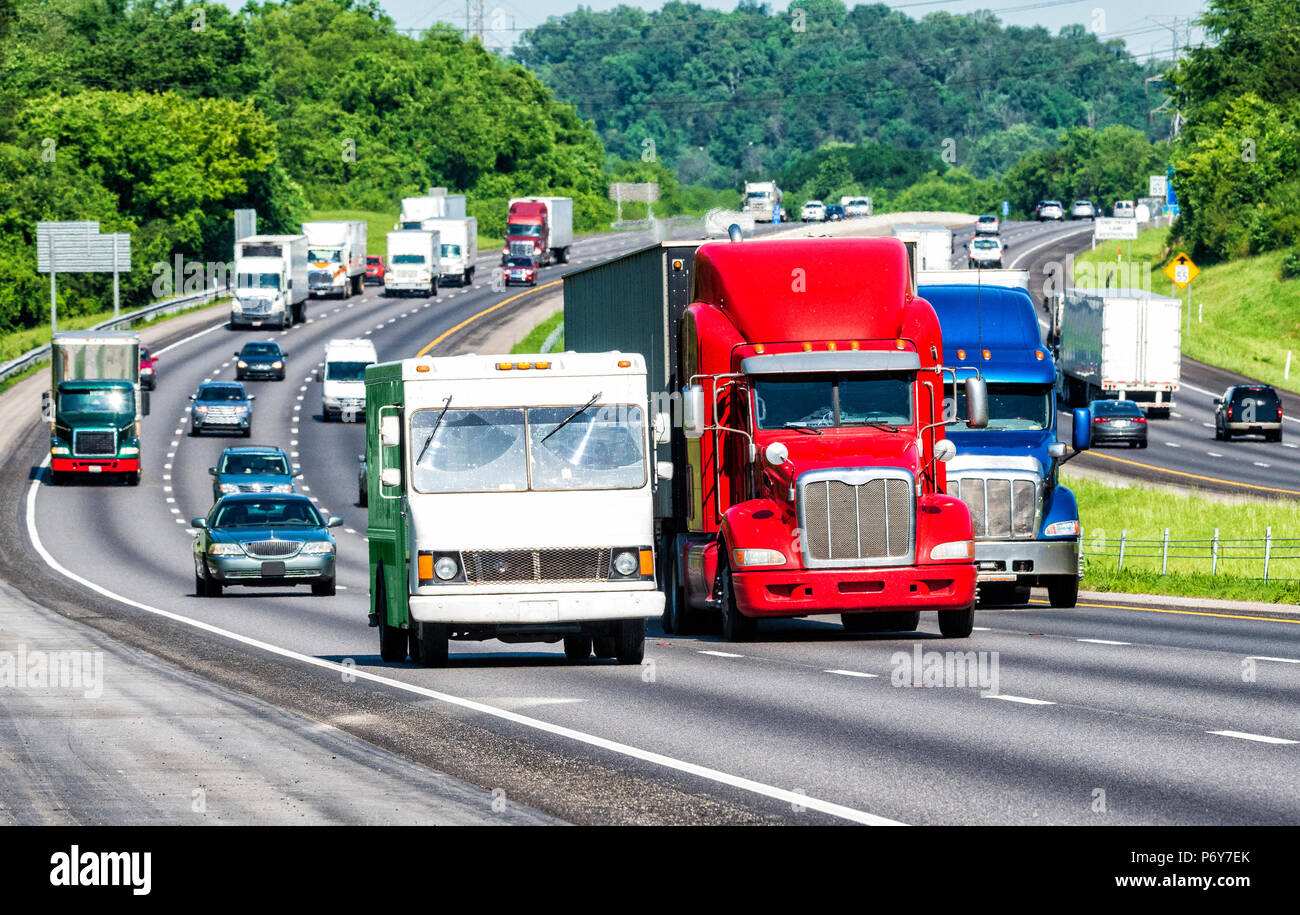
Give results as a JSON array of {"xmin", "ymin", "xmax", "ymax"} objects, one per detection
[{"xmin": 209, "ymin": 446, "xmax": 299, "ymax": 502}]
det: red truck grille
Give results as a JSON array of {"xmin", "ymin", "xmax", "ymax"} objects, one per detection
[{"xmin": 800, "ymin": 475, "xmax": 914, "ymax": 567}]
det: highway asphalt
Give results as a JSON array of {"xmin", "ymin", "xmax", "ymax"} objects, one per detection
[{"xmin": 3, "ymin": 220, "xmax": 1298, "ymax": 825}]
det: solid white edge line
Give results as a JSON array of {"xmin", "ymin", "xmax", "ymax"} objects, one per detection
[
  {"xmin": 23, "ymin": 463, "xmax": 901, "ymax": 826},
  {"xmin": 825, "ymin": 669, "xmax": 879, "ymax": 678},
  {"xmin": 1207, "ymin": 730, "xmax": 1297, "ymax": 745},
  {"xmin": 1077, "ymin": 638, "xmax": 1132, "ymax": 645},
  {"xmin": 986, "ymin": 694, "xmax": 1056, "ymax": 705},
  {"xmin": 1248, "ymin": 656, "xmax": 1300, "ymax": 664},
  {"xmin": 698, "ymin": 650, "xmax": 744, "ymax": 658}
]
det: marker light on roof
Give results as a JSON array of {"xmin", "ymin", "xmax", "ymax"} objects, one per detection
[
  {"xmin": 1035, "ymin": 350, "xmax": 1044, "ymax": 360},
  {"xmin": 416, "ymin": 364, "xmax": 430, "ymax": 372},
  {"xmin": 617, "ymin": 360, "xmax": 632, "ymax": 368},
  {"xmin": 982, "ymin": 349, "xmax": 991, "ymax": 360},
  {"xmin": 957, "ymin": 349, "xmax": 966, "ymax": 360}
]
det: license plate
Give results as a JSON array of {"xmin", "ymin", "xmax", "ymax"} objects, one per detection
[
  {"xmin": 261, "ymin": 561, "xmax": 286, "ymax": 577},
  {"xmin": 978, "ymin": 573, "xmax": 1017, "ymax": 582},
  {"xmin": 518, "ymin": 600, "xmax": 559, "ymax": 622},
  {"xmin": 251, "ymin": 320, "xmax": 262, "ymax": 326},
  {"xmin": 87, "ymin": 465, "xmax": 102, "ymax": 473}
]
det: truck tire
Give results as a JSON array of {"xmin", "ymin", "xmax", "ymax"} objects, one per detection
[
  {"xmin": 125, "ymin": 469, "xmax": 140, "ymax": 486},
  {"xmin": 415, "ymin": 622, "xmax": 449, "ymax": 668},
  {"xmin": 615, "ymin": 619, "xmax": 645, "ymax": 665},
  {"xmin": 937, "ymin": 605, "xmax": 975, "ymax": 638},
  {"xmin": 889, "ymin": 610, "xmax": 921, "ymax": 631},
  {"xmin": 50, "ymin": 470, "xmax": 66, "ymax": 486},
  {"xmin": 842, "ymin": 612, "xmax": 885, "ymax": 633},
  {"xmin": 718, "ymin": 561, "xmax": 757, "ymax": 642},
  {"xmin": 593, "ymin": 634, "xmax": 616, "ymax": 659},
  {"xmin": 1047, "ymin": 576, "xmax": 1079, "ymax": 609},
  {"xmin": 563, "ymin": 634, "xmax": 592, "ymax": 661},
  {"xmin": 375, "ymin": 575, "xmax": 410, "ymax": 663},
  {"xmin": 660, "ymin": 545, "xmax": 695, "ymax": 635}
]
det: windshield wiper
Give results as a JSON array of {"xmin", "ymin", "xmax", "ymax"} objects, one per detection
[
  {"xmin": 416, "ymin": 396, "xmax": 453, "ymax": 465},
  {"xmin": 859, "ymin": 421, "xmax": 901, "ymax": 433},
  {"xmin": 542, "ymin": 391, "xmax": 602, "ymax": 443},
  {"xmin": 783, "ymin": 423, "xmax": 823, "ymax": 435}
]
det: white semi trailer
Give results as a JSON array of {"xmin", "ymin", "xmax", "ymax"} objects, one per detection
[{"xmin": 303, "ymin": 220, "xmax": 367, "ymax": 299}]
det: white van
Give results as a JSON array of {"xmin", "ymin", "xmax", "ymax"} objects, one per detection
[
  {"xmin": 1113, "ymin": 200, "xmax": 1136, "ymax": 218},
  {"xmin": 320, "ymin": 338, "xmax": 378, "ymax": 422}
]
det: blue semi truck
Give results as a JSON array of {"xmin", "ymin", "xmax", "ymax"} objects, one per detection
[{"xmin": 920, "ymin": 277, "xmax": 1092, "ymax": 607}]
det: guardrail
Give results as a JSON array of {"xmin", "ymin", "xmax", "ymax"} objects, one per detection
[
  {"xmin": 0, "ymin": 283, "xmax": 229, "ymax": 385},
  {"xmin": 1084, "ymin": 527, "xmax": 1300, "ymax": 581}
]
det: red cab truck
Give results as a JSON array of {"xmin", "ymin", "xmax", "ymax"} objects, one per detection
[
  {"xmin": 564, "ymin": 236, "xmax": 984, "ymax": 640},
  {"xmin": 503, "ymin": 196, "xmax": 573, "ymax": 266}
]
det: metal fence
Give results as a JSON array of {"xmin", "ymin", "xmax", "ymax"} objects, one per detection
[
  {"xmin": 1083, "ymin": 527, "xmax": 1300, "ymax": 581},
  {"xmin": 0, "ymin": 282, "xmax": 229, "ymax": 385}
]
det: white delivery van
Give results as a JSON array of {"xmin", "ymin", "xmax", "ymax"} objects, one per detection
[
  {"xmin": 415, "ymin": 217, "xmax": 478, "ymax": 286},
  {"xmin": 384, "ymin": 230, "xmax": 439, "ymax": 297},
  {"xmin": 320, "ymin": 338, "xmax": 378, "ymax": 422}
]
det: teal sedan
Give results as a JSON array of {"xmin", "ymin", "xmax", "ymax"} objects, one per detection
[{"xmin": 193, "ymin": 494, "xmax": 341, "ymax": 597}]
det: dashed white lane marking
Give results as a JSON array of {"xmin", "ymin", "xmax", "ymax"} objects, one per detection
[
  {"xmin": 299, "ymin": 385, "xmax": 308, "ymax": 392},
  {"xmin": 1207, "ymin": 451, "xmax": 1223, "ymax": 458},
  {"xmin": 1164, "ymin": 442, "xmax": 1180, "ymax": 448},
  {"xmin": 163, "ymin": 486, "xmax": 172, "ymax": 493},
  {"xmin": 165, "ymin": 497, "xmax": 175, "ymax": 504},
  {"xmin": 825, "ymin": 669, "xmax": 879, "ymax": 678},
  {"xmin": 1254, "ymin": 461, "xmax": 1270, "ymax": 467},
  {"xmin": 1202, "ymin": 422, "xmax": 1214, "ymax": 428},
  {"xmin": 1248, "ymin": 655, "xmax": 1300, "ymax": 664},
  {"xmin": 174, "ymin": 518, "xmax": 187, "ymax": 524},
  {"xmin": 986, "ymin": 695, "xmax": 1055, "ymax": 706},
  {"xmin": 1285, "ymin": 442, "xmax": 1299, "ymax": 449},
  {"xmin": 300, "ymin": 485, "xmax": 310, "ymax": 492},
  {"xmin": 1077, "ymin": 638, "xmax": 1131, "ymax": 645},
  {"xmin": 1207, "ymin": 730, "xmax": 1297, "ymax": 745},
  {"xmin": 972, "ymin": 627, "xmax": 992, "ymax": 631},
  {"xmin": 170, "ymin": 440, "xmax": 179, "ymax": 447},
  {"xmin": 1170, "ymin": 411, "xmax": 1183, "ymax": 418},
  {"xmin": 699, "ymin": 650, "xmax": 743, "ymax": 658},
  {"xmin": 344, "ymin": 528, "xmax": 358, "ymax": 534},
  {"xmin": 290, "ymin": 440, "xmax": 298, "ymax": 446}
]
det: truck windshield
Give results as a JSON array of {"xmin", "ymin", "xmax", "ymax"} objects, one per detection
[
  {"xmin": 391, "ymin": 254, "xmax": 425, "ymax": 264},
  {"xmin": 441, "ymin": 244, "xmax": 461, "ymax": 257},
  {"xmin": 326, "ymin": 361, "xmax": 371, "ymax": 381},
  {"xmin": 238, "ymin": 273, "xmax": 280, "ymax": 289},
  {"xmin": 59, "ymin": 388, "xmax": 133, "ymax": 414},
  {"xmin": 753, "ymin": 373, "xmax": 913, "ymax": 429},
  {"xmin": 506, "ymin": 223, "xmax": 542, "ymax": 237},
  {"xmin": 308, "ymin": 249, "xmax": 342, "ymax": 262},
  {"xmin": 947, "ymin": 383, "xmax": 1052, "ymax": 431},
  {"xmin": 409, "ymin": 405, "xmax": 646, "ymax": 493},
  {"xmin": 529, "ymin": 405, "xmax": 645, "ymax": 490}
]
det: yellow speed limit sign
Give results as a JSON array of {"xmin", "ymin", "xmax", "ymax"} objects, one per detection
[{"xmin": 1164, "ymin": 252, "xmax": 1199, "ymax": 289}]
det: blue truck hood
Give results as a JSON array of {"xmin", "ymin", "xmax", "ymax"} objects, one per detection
[{"xmin": 947, "ymin": 428, "xmax": 1054, "ymax": 476}]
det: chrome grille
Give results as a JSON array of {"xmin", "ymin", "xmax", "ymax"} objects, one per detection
[
  {"xmin": 462, "ymin": 548, "xmax": 611, "ymax": 584},
  {"xmin": 203, "ymin": 406, "xmax": 244, "ymax": 422},
  {"xmin": 309, "ymin": 270, "xmax": 335, "ymax": 286},
  {"xmin": 73, "ymin": 429, "xmax": 116, "ymax": 456},
  {"xmin": 952, "ymin": 476, "xmax": 1039, "ymax": 540},
  {"xmin": 801, "ymin": 474, "xmax": 914, "ymax": 566},
  {"xmin": 241, "ymin": 539, "xmax": 301, "ymax": 558},
  {"xmin": 241, "ymin": 299, "xmax": 272, "ymax": 315}
]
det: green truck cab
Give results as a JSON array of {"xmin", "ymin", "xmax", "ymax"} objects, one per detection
[{"xmin": 45, "ymin": 331, "xmax": 149, "ymax": 486}]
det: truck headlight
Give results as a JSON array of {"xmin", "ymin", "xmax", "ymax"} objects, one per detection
[
  {"xmin": 301, "ymin": 541, "xmax": 335, "ymax": 555},
  {"xmin": 612, "ymin": 551, "xmax": 638, "ymax": 576},
  {"xmin": 730, "ymin": 548, "xmax": 786, "ymax": 568},
  {"xmin": 232, "ymin": 302, "xmax": 243, "ymax": 313},
  {"xmin": 1044, "ymin": 520, "xmax": 1079, "ymax": 537},
  {"xmin": 434, "ymin": 556, "xmax": 458, "ymax": 580},
  {"xmin": 929, "ymin": 540, "xmax": 974, "ymax": 561},
  {"xmin": 208, "ymin": 543, "xmax": 245, "ymax": 556},
  {"xmin": 51, "ymin": 444, "xmax": 69, "ymax": 455},
  {"xmin": 272, "ymin": 361, "xmax": 283, "ymax": 369},
  {"xmin": 119, "ymin": 445, "xmax": 139, "ymax": 455}
]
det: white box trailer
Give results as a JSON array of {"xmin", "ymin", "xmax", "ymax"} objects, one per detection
[
  {"xmin": 384, "ymin": 230, "xmax": 439, "ymax": 297},
  {"xmin": 917, "ymin": 269, "xmax": 1030, "ymax": 293},
  {"xmin": 232, "ymin": 235, "xmax": 309, "ymax": 328},
  {"xmin": 893, "ymin": 225, "xmax": 954, "ymax": 274},
  {"xmin": 505, "ymin": 196, "xmax": 573, "ymax": 265},
  {"xmin": 302, "ymin": 220, "xmax": 367, "ymax": 298},
  {"xmin": 1055, "ymin": 287, "xmax": 1181, "ymax": 416},
  {"xmin": 400, "ymin": 193, "xmax": 467, "ymax": 226},
  {"xmin": 364, "ymin": 352, "xmax": 666, "ymax": 666},
  {"xmin": 413, "ymin": 217, "xmax": 478, "ymax": 286}
]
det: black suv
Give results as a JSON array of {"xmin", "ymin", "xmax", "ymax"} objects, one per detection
[
  {"xmin": 235, "ymin": 341, "xmax": 286, "ymax": 381},
  {"xmin": 1215, "ymin": 385, "xmax": 1283, "ymax": 442}
]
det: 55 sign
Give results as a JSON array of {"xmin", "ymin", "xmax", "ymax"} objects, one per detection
[{"xmin": 1164, "ymin": 252, "xmax": 1199, "ymax": 289}]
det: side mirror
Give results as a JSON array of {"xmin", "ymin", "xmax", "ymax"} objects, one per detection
[
  {"xmin": 764, "ymin": 441, "xmax": 789, "ymax": 467},
  {"xmin": 1047, "ymin": 442, "xmax": 1067, "ymax": 459},
  {"xmin": 964, "ymin": 377, "xmax": 989, "ymax": 429},
  {"xmin": 682, "ymin": 385, "xmax": 706, "ymax": 440},
  {"xmin": 41, "ymin": 390, "xmax": 51, "ymax": 421},
  {"xmin": 233, "ymin": 351, "xmax": 240, "ymax": 357},
  {"xmin": 190, "ymin": 518, "xmax": 206, "ymax": 529},
  {"xmin": 313, "ymin": 371, "xmax": 322, "ymax": 383},
  {"xmin": 380, "ymin": 415, "xmax": 400, "ymax": 448},
  {"xmin": 247, "ymin": 394, "xmax": 256, "ymax": 401},
  {"xmin": 357, "ymin": 454, "xmax": 365, "ymax": 463},
  {"xmin": 652, "ymin": 411, "xmax": 671, "ymax": 445},
  {"xmin": 207, "ymin": 467, "xmax": 217, "ymax": 476},
  {"xmin": 1213, "ymin": 397, "xmax": 1223, "ymax": 405},
  {"xmin": 294, "ymin": 470, "xmax": 304, "ymax": 478},
  {"xmin": 1072, "ymin": 407, "xmax": 1092, "ymax": 452},
  {"xmin": 380, "ymin": 467, "xmax": 401, "ymax": 488},
  {"xmin": 188, "ymin": 394, "xmax": 196, "ymax": 401},
  {"xmin": 656, "ymin": 460, "xmax": 674, "ymax": 481},
  {"xmin": 326, "ymin": 516, "xmax": 343, "ymax": 528},
  {"xmin": 141, "ymin": 391, "xmax": 151, "ymax": 416},
  {"xmin": 933, "ymin": 439, "xmax": 956, "ymax": 463}
]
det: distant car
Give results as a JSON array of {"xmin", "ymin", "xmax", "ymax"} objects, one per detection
[
  {"xmin": 357, "ymin": 453, "xmax": 368, "ymax": 507},
  {"xmin": 139, "ymin": 344, "xmax": 157, "ymax": 390},
  {"xmin": 824, "ymin": 204, "xmax": 846, "ymax": 221},
  {"xmin": 1113, "ymin": 200, "xmax": 1136, "ymax": 218},
  {"xmin": 365, "ymin": 255, "xmax": 385, "ymax": 285},
  {"xmin": 209, "ymin": 446, "xmax": 298, "ymax": 502},
  {"xmin": 1036, "ymin": 200, "xmax": 1064, "ymax": 221},
  {"xmin": 234, "ymin": 340, "xmax": 286, "ymax": 381},
  {"xmin": 1088, "ymin": 399, "xmax": 1148, "ymax": 448},
  {"xmin": 1215, "ymin": 385, "xmax": 1283, "ymax": 442},
  {"xmin": 843, "ymin": 197, "xmax": 872, "ymax": 218},
  {"xmin": 801, "ymin": 200, "xmax": 826, "ymax": 222},
  {"xmin": 503, "ymin": 255, "xmax": 538, "ymax": 287},
  {"xmin": 975, "ymin": 214, "xmax": 1000, "ymax": 235},
  {"xmin": 189, "ymin": 381, "xmax": 254, "ymax": 437},
  {"xmin": 1071, "ymin": 200, "xmax": 1097, "ymax": 220},
  {"xmin": 192, "ymin": 493, "xmax": 340, "ymax": 597},
  {"xmin": 967, "ymin": 236, "xmax": 1005, "ymax": 269}
]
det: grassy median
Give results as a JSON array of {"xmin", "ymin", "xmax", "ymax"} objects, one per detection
[
  {"xmin": 1070, "ymin": 474, "xmax": 1300, "ymax": 603},
  {"xmin": 1073, "ymin": 226, "xmax": 1300, "ymax": 393},
  {"xmin": 510, "ymin": 310, "xmax": 564, "ymax": 355}
]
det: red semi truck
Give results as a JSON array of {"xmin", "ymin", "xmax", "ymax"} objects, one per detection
[
  {"xmin": 564, "ymin": 235, "xmax": 984, "ymax": 640},
  {"xmin": 502, "ymin": 196, "xmax": 573, "ymax": 266}
]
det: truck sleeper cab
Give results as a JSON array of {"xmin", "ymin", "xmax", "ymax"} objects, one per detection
[{"xmin": 365, "ymin": 353, "xmax": 664, "ymax": 668}]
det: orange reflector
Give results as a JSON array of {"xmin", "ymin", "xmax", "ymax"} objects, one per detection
[
  {"xmin": 496, "ymin": 362, "xmax": 513, "ymax": 370},
  {"xmin": 827, "ymin": 342, "xmax": 837, "ymax": 351},
  {"xmin": 982, "ymin": 349, "xmax": 991, "ymax": 360},
  {"xmin": 957, "ymin": 348, "xmax": 966, "ymax": 360},
  {"xmin": 618, "ymin": 359, "xmax": 631, "ymax": 368},
  {"xmin": 516, "ymin": 362, "xmax": 531, "ymax": 370},
  {"xmin": 802, "ymin": 342, "xmax": 812, "ymax": 352},
  {"xmin": 895, "ymin": 339, "xmax": 906, "ymax": 350},
  {"xmin": 639, "ymin": 549, "xmax": 654, "ymax": 576},
  {"xmin": 850, "ymin": 341, "xmax": 860, "ymax": 350},
  {"xmin": 416, "ymin": 364, "xmax": 430, "ymax": 373},
  {"xmin": 754, "ymin": 344, "xmax": 765, "ymax": 353},
  {"xmin": 534, "ymin": 361, "xmax": 550, "ymax": 369},
  {"xmin": 1035, "ymin": 350, "xmax": 1044, "ymax": 360},
  {"xmin": 418, "ymin": 554, "xmax": 433, "ymax": 580}
]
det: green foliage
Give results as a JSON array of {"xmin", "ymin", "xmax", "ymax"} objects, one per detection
[
  {"xmin": 516, "ymin": 0, "xmax": 1167, "ymax": 187},
  {"xmin": 1282, "ymin": 247, "xmax": 1300, "ymax": 280},
  {"xmin": 510, "ymin": 310, "xmax": 564, "ymax": 355},
  {"xmin": 889, "ymin": 169, "xmax": 997, "ymax": 213}
]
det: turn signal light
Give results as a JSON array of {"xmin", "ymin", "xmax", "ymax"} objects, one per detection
[
  {"xmin": 496, "ymin": 362, "xmax": 514, "ymax": 370},
  {"xmin": 982, "ymin": 349, "xmax": 991, "ymax": 360},
  {"xmin": 827, "ymin": 342, "xmax": 837, "ymax": 351},
  {"xmin": 895, "ymin": 339, "xmax": 906, "ymax": 350},
  {"xmin": 418, "ymin": 553, "xmax": 434, "ymax": 580},
  {"xmin": 802, "ymin": 342, "xmax": 812, "ymax": 352},
  {"xmin": 617, "ymin": 359, "xmax": 631, "ymax": 368},
  {"xmin": 957, "ymin": 349, "xmax": 966, "ymax": 360},
  {"xmin": 639, "ymin": 549, "xmax": 654, "ymax": 575},
  {"xmin": 1035, "ymin": 350, "xmax": 1044, "ymax": 360},
  {"xmin": 850, "ymin": 341, "xmax": 860, "ymax": 350}
]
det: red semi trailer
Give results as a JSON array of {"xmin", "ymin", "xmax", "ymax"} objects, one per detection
[{"xmin": 564, "ymin": 235, "xmax": 985, "ymax": 640}]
